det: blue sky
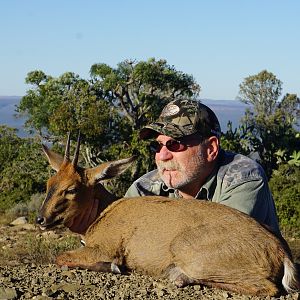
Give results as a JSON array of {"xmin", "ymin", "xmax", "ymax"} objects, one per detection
[{"xmin": 1, "ymin": 0, "xmax": 299, "ymax": 100}]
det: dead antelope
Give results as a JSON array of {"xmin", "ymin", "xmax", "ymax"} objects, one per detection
[{"xmin": 37, "ymin": 134, "xmax": 300, "ymax": 296}]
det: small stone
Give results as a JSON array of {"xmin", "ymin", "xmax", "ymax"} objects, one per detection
[
  {"xmin": 222, "ymin": 291, "xmax": 229, "ymax": 298},
  {"xmin": 60, "ymin": 265, "xmax": 69, "ymax": 271},
  {"xmin": 10, "ymin": 217, "xmax": 28, "ymax": 226}
]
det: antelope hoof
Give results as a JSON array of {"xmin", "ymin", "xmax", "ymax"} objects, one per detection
[{"xmin": 166, "ymin": 265, "xmax": 196, "ymax": 288}]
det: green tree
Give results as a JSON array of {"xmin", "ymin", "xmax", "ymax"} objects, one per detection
[
  {"xmin": 235, "ymin": 70, "xmax": 300, "ymax": 177},
  {"xmin": 17, "ymin": 70, "xmax": 123, "ymax": 168},
  {"xmin": 238, "ymin": 70, "xmax": 282, "ymax": 116},
  {"xmin": 90, "ymin": 58, "xmax": 200, "ymax": 130},
  {"xmin": 17, "ymin": 58, "xmax": 200, "ymax": 196},
  {"xmin": 18, "ymin": 71, "xmax": 113, "ymax": 140}
]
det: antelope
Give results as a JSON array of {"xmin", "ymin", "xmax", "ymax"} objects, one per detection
[{"xmin": 36, "ymin": 134, "xmax": 300, "ymax": 296}]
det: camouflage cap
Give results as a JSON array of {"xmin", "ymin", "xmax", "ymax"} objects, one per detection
[{"xmin": 140, "ymin": 99, "xmax": 221, "ymax": 139}]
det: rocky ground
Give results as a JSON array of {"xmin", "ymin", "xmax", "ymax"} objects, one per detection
[{"xmin": 0, "ymin": 218, "xmax": 299, "ymax": 300}]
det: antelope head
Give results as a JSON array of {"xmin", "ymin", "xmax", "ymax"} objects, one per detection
[{"xmin": 36, "ymin": 133, "xmax": 136, "ymax": 234}]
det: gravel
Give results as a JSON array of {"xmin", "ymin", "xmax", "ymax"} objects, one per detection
[
  {"xmin": 0, "ymin": 223, "xmax": 299, "ymax": 300},
  {"xmin": 1, "ymin": 264, "xmax": 299, "ymax": 300}
]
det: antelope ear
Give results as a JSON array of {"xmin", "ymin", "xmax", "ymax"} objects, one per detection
[
  {"xmin": 88, "ymin": 156, "xmax": 136, "ymax": 182},
  {"xmin": 42, "ymin": 144, "xmax": 64, "ymax": 172}
]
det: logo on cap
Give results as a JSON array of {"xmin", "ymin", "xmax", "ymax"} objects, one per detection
[{"xmin": 160, "ymin": 104, "xmax": 180, "ymax": 117}]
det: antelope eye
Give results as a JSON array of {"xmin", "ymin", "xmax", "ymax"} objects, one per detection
[{"xmin": 66, "ymin": 187, "xmax": 77, "ymax": 194}]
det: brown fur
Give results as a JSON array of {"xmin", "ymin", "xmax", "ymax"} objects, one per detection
[{"xmin": 37, "ymin": 144, "xmax": 300, "ymax": 296}]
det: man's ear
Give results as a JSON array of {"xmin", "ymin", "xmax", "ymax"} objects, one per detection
[{"xmin": 205, "ymin": 136, "xmax": 219, "ymax": 162}]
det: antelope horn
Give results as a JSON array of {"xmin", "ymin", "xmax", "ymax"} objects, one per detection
[
  {"xmin": 64, "ymin": 132, "xmax": 71, "ymax": 162},
  {"xmin": 72, "ymin": 132, "xmax": 81, "ymax": 166}
]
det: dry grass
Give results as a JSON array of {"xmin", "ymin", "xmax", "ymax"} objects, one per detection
[
  {"xmin": 24, "ymin": 233, "xmax": 81, "ymax": 264},
  {"xmin": 0, "ymin": 198, "xmax": 82, "ymax": 267},
  {"xmin": 0, "ymin": 213, "xmax": 15, "ymax": 225},
  {"xmin": 0, "ymin": 216, "xmax": 81, "ymax": 266}
]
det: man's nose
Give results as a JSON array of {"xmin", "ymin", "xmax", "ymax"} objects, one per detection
[{"xmin": 155, "ymin": 145, "xmax": 173, "ymax": 161}]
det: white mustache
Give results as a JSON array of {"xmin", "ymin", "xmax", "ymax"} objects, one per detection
[{"xmin": 157, "ymin": 161, "xmax": 182, "ymax": 171}]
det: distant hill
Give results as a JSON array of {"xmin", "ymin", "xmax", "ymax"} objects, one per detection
[
  {"xmin": 201, "ymin": 99, "xmax": 247, "ymax": 130},
  {"xmin": 0, "ymin": 96, "xmax": 28, "ymax": 137},
  {"xmin": 0, "ymin": 96, "xmax": 247, "ymax": 137}
]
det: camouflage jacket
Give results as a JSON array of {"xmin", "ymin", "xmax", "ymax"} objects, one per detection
[{"xmin": 125, "ymin": 149, "xmax": 280, "ymax": 235}]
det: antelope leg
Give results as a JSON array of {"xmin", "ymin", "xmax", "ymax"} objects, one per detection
[{"xmin": 56, "ymin": 246, "xmax": 126, "ymax": 274}]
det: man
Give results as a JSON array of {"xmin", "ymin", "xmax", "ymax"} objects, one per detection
[{"xmin": 125, "ymin": 98, "xmax": 280, "ymax": 235}]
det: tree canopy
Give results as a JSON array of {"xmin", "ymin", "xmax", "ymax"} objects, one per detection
[
  {"xmin": 237, "ymin": 70, "xmax": 282, "ymax": 116},
  {"xmin": 17, "ymin": 58, "xmax": 200, "ymax": 194},
  {"xmin": 18, "ymin": 71, "xmax": 112, "ymax": 141},
  {"xmin": 90, "ymin": 58, "xmax": 200, "ymax": 130},
  {"xmin": 231, "ymin": 70, "xmax": 300, "ymax": 177}
]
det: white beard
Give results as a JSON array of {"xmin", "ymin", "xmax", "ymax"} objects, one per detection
[{"xmin": 156, "ymin": 149, "xmax": 206, "ymax": 189}]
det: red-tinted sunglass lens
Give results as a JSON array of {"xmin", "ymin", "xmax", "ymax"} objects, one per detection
[
  {"xmin": 150, "ymin": 140, "xmax": 186, "ymax": 153},
  {"xmin": 166, "ymin": 140, "xmax": 185, "ymax": 151}
]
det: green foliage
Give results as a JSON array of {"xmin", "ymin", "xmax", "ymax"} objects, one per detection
[
  {"xmin": 288, "ymin": 151, "xmax": 300, "ymax": 167},
  {"xmin": 18, "ymin": 71, "xmax": 113, "ymax": 140},
  {"xmin": 102, "ymin": 130, "xmax": 156, "ymax": 197},
  {"xmin": 0, "ymin": 126, "xmax": 21, "ymax": 173},
  {"xmin": 232, "ymin": 70, "xmax": 300, "ymax": 177},
  {"xmin": 16, "ymin": 58, "xmax": 200, "ymax": 196},
  {"xmin": 237, "ymin": 70, "xmax": 282, "ymax": 116},
  {"xmin": 90, "ymin": 58, "xmax": 200, "ymax": 130},
  {"xmin": 269, "ymin": 164, "xmax": 300, "ymax": 237},
  {"xmin": 220, "ymin": 121, "xmax": 259, "ymax": 155},
  {"xmin": 0, "ymin": 127, "xmax": 48, "ymax": 211},
  {"xmin": 275, "ymin": 149, "xmax": 300, "ymax": 167}
]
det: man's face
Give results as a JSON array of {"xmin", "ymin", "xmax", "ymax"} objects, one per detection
[{"xmin": 154, "ymin": 134, "xmax": 208, "ymax": 190}]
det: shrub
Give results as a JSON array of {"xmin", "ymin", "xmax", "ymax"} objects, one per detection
[
  {"xmin": 7, "ymin": 193, "xmax": 44, "ymax": 223},
  {"xmin": 269, "ymin": 164, "xmax": 300, "ymax": 237},
  {"xmin": 0, "ymin": 129, "xmax": 48, "ymax": 211}
]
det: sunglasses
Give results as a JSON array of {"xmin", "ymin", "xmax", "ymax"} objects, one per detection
[{"xmin": 150, "ymin": 139, "xmax": 192, "ymax": 153}]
